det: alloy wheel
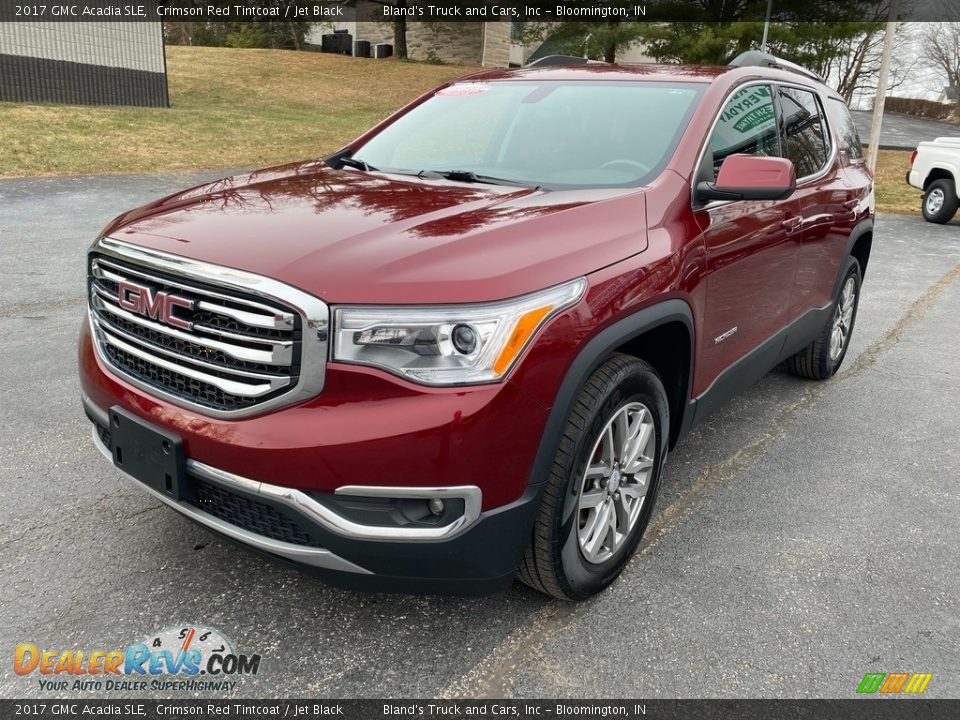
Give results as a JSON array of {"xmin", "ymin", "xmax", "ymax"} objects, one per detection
[
  {"xmin": 926, "ymin": 187, "xmax": 945, "ymax": 215},
  {"xmin": 576, "ymin": 402, "xmax": 656, "ymax": 565},
  {"xmin": 829, "ymin": 276, "xmax": 857, "ymax": 362}
]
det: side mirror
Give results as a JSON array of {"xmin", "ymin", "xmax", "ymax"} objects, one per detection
[{"xmin": 696, "ymin": 155, "xmax": 797, "ymax": 203}]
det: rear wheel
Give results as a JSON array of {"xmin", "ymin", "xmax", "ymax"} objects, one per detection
[
  {"xmin": 786, "ymin": 256, "xmax": 861, "ymax": 380},
  {"xmin": 922, "ymin": 179, "xmax": 959, "ymax": 224},
  {"xmin": 518, "ymin": 354, "xmax": 668, "ymax": 600}
]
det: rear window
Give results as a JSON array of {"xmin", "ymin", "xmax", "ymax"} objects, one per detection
[
  {"xmin": 353, "ymin": 80, "xmax": 706, "ymax": 189},
  {"xmin": 827, "ymin": 97, "xmax": 864, "ymax": 160}
]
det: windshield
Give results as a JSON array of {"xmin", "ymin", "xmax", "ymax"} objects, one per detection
[{"xmin": 352, "ymin": 80, "xmax": 705, "ymax": 189}]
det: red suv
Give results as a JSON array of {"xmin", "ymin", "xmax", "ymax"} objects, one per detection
[{"xmin": 79, "ymin": 52, "xmax": 874, "ymax": 600}]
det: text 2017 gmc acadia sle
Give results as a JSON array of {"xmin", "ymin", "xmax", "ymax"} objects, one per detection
[{"xmin": 79, "ymin": 53, "xmax": 874, "ymax": 600}]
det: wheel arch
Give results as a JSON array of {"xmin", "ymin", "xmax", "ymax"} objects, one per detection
[
  {"xmin": 525, "ymin": 299, "xmax": 695, "ymax": 488},
  {"xmin": 615, "ymin": 321, "xmax": 691, "ymax": 449},
  {"xmin": 923, "ymin": 166, "xmax": 956, "ymax": 190},
  {"xmin": 837, "ymin": 217, "xmax": 874, "ymax": 297},
  {"xmin": 850, "ymin": 228, "xmax": 873, "ymax": 279}
]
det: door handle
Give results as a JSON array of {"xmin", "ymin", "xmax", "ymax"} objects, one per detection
[{"xmin": 780, "ymin": 216, "xmax": 802, "ymax": 233}]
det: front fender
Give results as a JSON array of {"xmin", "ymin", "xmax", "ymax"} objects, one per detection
[{"xmin": 524, "ymin": 299, "xmax": 695, "ymax": 488}]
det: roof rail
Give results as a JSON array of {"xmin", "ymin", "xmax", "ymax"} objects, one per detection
[
  {"xmin": 729, "ymin": 51, "xmax": 824, "ymax": 83},
  {"xmin": 525, "ymin": 55, "xmax": 606, "ymax": 68}
]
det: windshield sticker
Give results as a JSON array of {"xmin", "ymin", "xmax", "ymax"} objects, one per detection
[{"xmin": 437, "ymin": 84, "xmax": 490, "ymax": 97}]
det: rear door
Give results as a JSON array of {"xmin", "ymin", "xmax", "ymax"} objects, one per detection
[
  {"xmin": 694, "ymin": 83, "xmax": 803, "ymax": 395},
  {"xmin": 778, "ymin": 86, "xmax": 858, "ymax": 316}
]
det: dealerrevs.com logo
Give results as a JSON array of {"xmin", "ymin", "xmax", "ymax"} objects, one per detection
[{"xmin": 14, "ymin": 625, "xmax": 261, "ymax": 693}]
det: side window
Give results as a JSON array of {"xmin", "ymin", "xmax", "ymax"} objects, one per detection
[
  {"xmin": 779, "ymin": 87, "xmax": 830, "ymax": 177},
  {"xmin": 707, "ymin": 84, "xmax": 780, "ymax": 178},
  {"xmin": 827, "ymin": 97, "xmax": 864, "ymax": 160}
]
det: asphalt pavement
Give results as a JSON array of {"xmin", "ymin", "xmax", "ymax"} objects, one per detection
[
  {"xmin": 851, "ymin": 109, "xmax": 960, "ymax": 149},
  {"xmin": 0, "ymin": 172, "xmax": 958, "ymax": 699}
]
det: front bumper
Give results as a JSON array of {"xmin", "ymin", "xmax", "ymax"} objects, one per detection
[
  {"xmin": 78, "ymin": 247, "xmax": 558, "ymax": 593},
  {"xmin": 79, "ymin": 320, "xmax": 549, "ymax": 512},
  {"xmin": 84, "ymin": 395, "xmax": 543, "ymax": 595}
]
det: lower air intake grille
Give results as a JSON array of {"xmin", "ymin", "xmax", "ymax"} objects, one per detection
[{"xmin": 188, "ymin": 477, "xmax": 320, "ymax": 548}]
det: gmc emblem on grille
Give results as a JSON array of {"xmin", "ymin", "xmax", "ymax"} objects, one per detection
[{"xmin": 117, "ymin": 280, "xmax": 194, "ymax": 330}]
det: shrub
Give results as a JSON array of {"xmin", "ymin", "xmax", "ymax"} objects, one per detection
[{"xmin": 879, "ymin": 97, "xmax": 955, "ymax": 121}]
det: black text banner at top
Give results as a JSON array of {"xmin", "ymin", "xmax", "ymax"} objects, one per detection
[{"xmin": 2, "ymin": 0, "xmax": 959, "ymax": 23}]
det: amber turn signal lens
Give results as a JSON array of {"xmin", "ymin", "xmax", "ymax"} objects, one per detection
[{"xmin": 492, "ymin": 305, "xmax": 553, "ymax": 376}]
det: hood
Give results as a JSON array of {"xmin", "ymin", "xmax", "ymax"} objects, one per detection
[{"xmin": 105, "ymin": 162, "xmax": 648, "ymax": 304}]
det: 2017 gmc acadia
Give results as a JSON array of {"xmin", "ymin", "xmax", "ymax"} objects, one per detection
[{"xmin": 79, "ymin": 52, "xmax": 874, "ymax": 600}]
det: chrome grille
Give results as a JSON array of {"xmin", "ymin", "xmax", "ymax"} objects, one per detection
[{"xmin": 88, "ymin": 238, "xmax": 329, "ymax": 418}]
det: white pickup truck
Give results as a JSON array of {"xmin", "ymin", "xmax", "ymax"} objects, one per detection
[{"xmin": 907, "ymin": 136, "xmax": 960, "ymax": 223}]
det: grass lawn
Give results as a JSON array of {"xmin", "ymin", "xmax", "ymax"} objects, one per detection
[
  {"xmin": 874, "ymin": 149, "xmax": 920, "ymax": 216},
  {"xmin": 0, "ymin": 46, "xmax": 925, "ymax": 217},
  {"xmin": 0, "ymin": 46, "xmax": 477, "ymax": 178}
]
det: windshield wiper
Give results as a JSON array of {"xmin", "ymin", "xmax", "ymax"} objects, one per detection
[
  {"xmin": 339, "ymin": 155, "xmax": 378, "ymax": 172},
  {"xmin": 420, "ymin": 169, "xmax": 537, "ymax": 188}
]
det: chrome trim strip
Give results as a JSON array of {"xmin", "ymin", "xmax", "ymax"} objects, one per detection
[
  {"xmin": 268, "ymin": 482, "xmax": 483, "ymax": 542},
  {"xmin": 90, "ymin": 237, "xmax": 329, "ymax": 419},
  {"xmin": 335, "ymin": 484, "xmax": 483, "ymax": 536},
  {"xmin": 91, "ymin": 428, "xmax": 371, "ymax": 574},
  {"xmin": 93, "ymin": 319, "xmax": 291, "ymax": 383},
  {"xmin": 86, "ymin": 397, "xmax": 482, "ymax": 541},
  {"xmin": 92, "ymin": 258, "xmax": 296, "ymax": 327},
  {"xmin": 92, "ymin": 288, "xmax": 291, "ymax": 364},
  {"xmin": 195, "ymin": 300, "xmax": 293, "ymax": 331},
  {"xmin": 98, "ymin": 328, "xmax": 287, "ymax": 398},
  {"xmin": 187, "ymin": 319, "xmax": 291, "ymax": 347},
  {"xmin": 222, "ymin": 475, "xmax": 482, "ymax": 542}
]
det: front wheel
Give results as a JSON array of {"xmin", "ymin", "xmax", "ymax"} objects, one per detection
[
  {"xmin": 517, "ymin": 354, "xmax": 668, "ymax": 601},
  {"xmin": 922, "ymin": 179, "xmax": 959, "ymax": 224}
]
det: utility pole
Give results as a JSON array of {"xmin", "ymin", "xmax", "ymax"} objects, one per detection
[
  {"xmin": 867, "ymin": 2, "xmax": 899, "ymax": 171},
  {"xmin": 761, "ymin": 0, "xmax": 773, "ymax": 53}
]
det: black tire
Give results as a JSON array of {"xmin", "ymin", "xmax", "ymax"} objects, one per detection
[
  {"xmin": 517, "ymin": 354, "xmax": 669, "ymax": 601},
  {"xmin": 786, "ymin": 256, "xmax": 862, "ymax": 380},
  {"xmin": 922, "ymin": 178, "xmax": 959, "ymax": 224}
]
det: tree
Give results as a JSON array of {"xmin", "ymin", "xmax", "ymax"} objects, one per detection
[
  {"xmin": 367, "ymin": 0, "xmax": 409, "ymax": 59},
  {"xmin": 163, "ymin": 1, "xmax": 312, "ymax": 50},
  {"xmin": 920, "ymin": 22, "xmax": 960, "ymax": 113},
  {"xmin": 637, "ymin": 21, "xmax": 884, "ymax": 68},
  {"xmin": 632, "ymin": 1, "xmax": 897, "ymax": 66},
  {"xmin": 163, "ymin": 20, "xmax": 309, "ymax": 50},
  {"xmin": 393, "ymin": 0, "xmax": 408, "ymax": 60},
  {"xmin": 520, "ymin": 1, "xmax": 904, "ymax": 71},
  {"xmin": 542, "ymin": 21, "xmax": 649, "ymax": 63},
  {"xmin": 163, "ymin": 22, "xmax": 197, "ymax": 46},
  {"xmin": 820, "ymin": 23, "xmax": 914, "ymax": 104}
]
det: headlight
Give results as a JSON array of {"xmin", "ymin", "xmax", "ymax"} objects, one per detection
[{"xmin": 333, "ymin": 278, "xmax": 586, "ymax": 386}]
